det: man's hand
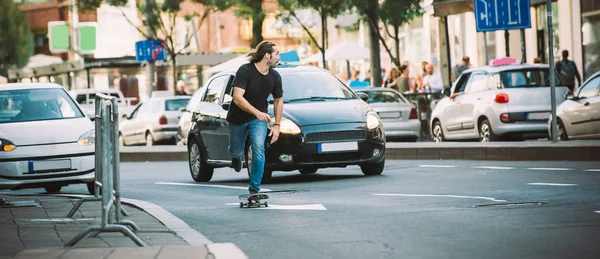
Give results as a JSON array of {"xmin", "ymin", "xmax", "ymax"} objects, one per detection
[
  {"xmin": 255, "ymin": 112, "xmax": 271, "ymax": 122},
  {"xmin": 450, "ymin": 92, "xmax": 461, "ymax": 100},
  {"xmin": 269, "ymin": 125, "xmax": 280, "ymax": 144}
]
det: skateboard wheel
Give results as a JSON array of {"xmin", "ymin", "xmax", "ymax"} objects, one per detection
[
  {"xmin": 264, "ymin": 202, "xmax": 268, "ymax": 207},
  {"xmin": 239, "ymin": 202, "xmax": 243, "ymax": 208}
]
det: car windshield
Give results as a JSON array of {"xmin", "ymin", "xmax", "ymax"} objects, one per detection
[
  {"xmin": 268, "ymin": 72, "xmax": 357, "ymax": 103},
  {"xmin": 0, "ymin": 88, "xmax": 84, "ymax": 124},
  {"xmin": 165, "ymin": 98, "xmax": 190, "ymax": 111},
  {"xmin": 358, "ymin": 90, "xmax": 410, "ymax": 104},
  {"xmin": 499, "ymin": 68, "xmax": 563, "ymax": 88}
]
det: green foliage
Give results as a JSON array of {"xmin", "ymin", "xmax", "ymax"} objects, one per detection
[
  {"xmin": 380, "ymin": 0, "xmax": 423, "ymax": 28},
  {"xmin": 0, "ymin": 0, "xmax": 34, "ymax": 77}
]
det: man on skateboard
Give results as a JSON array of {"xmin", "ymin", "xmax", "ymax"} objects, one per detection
[{"xmin": 227, "ymin": 41, "xmax": 284, "ymax": 196}]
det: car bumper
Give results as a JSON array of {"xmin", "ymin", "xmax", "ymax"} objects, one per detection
[
  {"xmin": 265, "ymin": 123, "xmax": 386, "ymax": 171},
  {"xmin": 0, "ymin": 143, "xmax": 95, "ymax": 190},
  {"xmin": 381, "ymin": 119, "xmax": 421, "ymax": 139},
  {"xmin": 153, "ymin": 126, "xmax": 178, "ymax": 141},
  {"xmin": 492, "ymin": 113, "xmax": 550, "ymax": 137}
]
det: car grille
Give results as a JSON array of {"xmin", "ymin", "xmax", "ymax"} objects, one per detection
[
  {"xmin": 305, "ymin": 130, "xmax": 366, "ymax": 143},
  {"xmin": 311, "ymin": 152, "xmax": 362, "ymax": 163}
]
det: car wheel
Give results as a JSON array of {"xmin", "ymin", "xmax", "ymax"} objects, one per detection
[
  {"xmin": 86, "ymin": 182, "xmax": 98, "ymax": 195},
  {"xmin": 44, "ymin": 186, "xmax": 62, "ymax": 193},
  {"xmin": 557, "ymin": 119, "xmax": 569, "ymax": 141},
  {"xmin": 432, "ymin": 121, "xmax": 445, "ymax": 142},
  {"xmin": 299, "ymin": 168, "xmax": 318, "ymax": 174},
  {"xmin": 479, "ymin": 119, "xmax": 498, "ymax": 142},
  {"xmin": 119, "ymin": 133, "xmax": 126, "ymax": 146},
  {"xmin": 145, "ymin": 132, "xmax": 154, "ymax": 146},
  {"xmin": 360, "ymin": 158, "xmax": 385, "ymax": 176},
  {"xmin": 188, "ymin": 139, "xmax": 214, "ymax": 182},
  {"xmin": 245, "ymin": 143, "xmax": 272, "ymax": 183}
]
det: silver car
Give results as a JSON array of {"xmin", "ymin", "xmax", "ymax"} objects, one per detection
[
  {"xmin": 119, "ymin": 96, "xmax": 191, "ymax": 146},
  {"xmin": 552, "ymin": 70, "xmax": 600, "ymax": 140},
  {"xmin": 430, "ymin": 61, "xmax": 568, "ymax": 142},
  {"xmin": 0, "ymin": 83, "xmax": 95, "ymax": 194},
  {"xmin": 355, "ymin": 88, "xmax": 421, "ymax": 141}
]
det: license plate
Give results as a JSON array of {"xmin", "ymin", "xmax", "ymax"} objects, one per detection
[
  {"xmin": 378, "ymin": 112, "xmax": 401, "ymax": 119},
  {"xmin": 526, "ymin": 112, "xmax": 550, "ymax": 120},
  {"xmin": 318, "ymin": 142, "xmax": 358, "ymax": 153},
  {"xmin": 29, "ymin": 159, "xmax": 71, "ymax": 172}
]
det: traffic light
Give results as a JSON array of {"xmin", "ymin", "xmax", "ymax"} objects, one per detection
[
  {"xmin": 48, "ymin": 21, "xmax": 70, "ymax": 53},
  {"xmin": 77, "ymin": 22, "xmax": 97, "ymax": 54}
]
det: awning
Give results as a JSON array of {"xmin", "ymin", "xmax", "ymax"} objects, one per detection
[{"xmin": 432, "ymin": 0, "xmax": 473, "ymax": 17}]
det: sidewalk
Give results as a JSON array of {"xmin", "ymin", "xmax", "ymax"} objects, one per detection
[{"xmin": 0, "ymin": 194, "xmax": 247, "ymax": 259}]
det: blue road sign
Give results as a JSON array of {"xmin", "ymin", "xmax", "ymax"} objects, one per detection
[
  {"xmin": 474, "ymin": 0, "xmax": 531, "ymax": 32},
  {"xmin": 135, "ymin": 39, "xmax": 166, "ymax": 62}
]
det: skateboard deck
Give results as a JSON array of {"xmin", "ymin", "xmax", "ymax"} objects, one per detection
[{"xmin": 238, "ymin": 193, "xmax": 269, "ymax": 208}]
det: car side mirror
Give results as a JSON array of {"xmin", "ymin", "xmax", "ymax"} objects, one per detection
[
  {"xmin": 442, "ymin": 88, "xmax": 451, "ymax": 97},
  {"xmin": 356, "ymin": 92, "xmax": 369, "ymax": 102},
  {"xmin": 565, "ymin": 93, "xmax": 575, "ymax": 100},
  {"xmin": 180, "ymin": 106, "xmax": 187, "ymax": 112},
  {"xmin": 221, "ymin": 101, "xmax": 231, "ymax": 111},
  {"xmin": 122, "ymin": 114, "xmax": 128, "ymax": 119}
]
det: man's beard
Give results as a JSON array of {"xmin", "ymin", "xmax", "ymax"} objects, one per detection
[{"xmin": 268, "ymin": 60, "xmax": 278, "ymax": 68}]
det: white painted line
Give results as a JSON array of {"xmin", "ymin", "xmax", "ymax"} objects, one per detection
[
  {"xmin": 527, "ymin": 168, "xmax": 572, "ymax": 171},
  {"xmin": 226, "ymin": 203, "xmax": 327, "ymax": 211},
  {"xmin": 373, "ymin": 194, "xmax": 506, "ymax": 202},
  {"xmin": 156, "ymin": 182, "xmax": 272, "ymax": 192},
  {"xmin": 585, "ymin": 169, "xmax": 600, "ymax": 172},
  {"xmin": 595, "ymin": 211, "xmax": 600, "ymax": 214},
  {"xmin": 418, "ymin": 165, "xmax": 456, "ymax": 168},
  {"xmin": 527, "ymin": 183, "xmax": 578, "ymax": 187},
  {"xmin": 473, "ymin": 166, "xmax": 515, "ymax": 170}
]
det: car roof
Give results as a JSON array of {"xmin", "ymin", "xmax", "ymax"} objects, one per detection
[
  {"xmin": 464, "ymin": 63, "xmax": 550, "ymax": 74},
  {"xmin": 69, "ymin": 88, "xmax": 122, "ymax": 94},
  {"xmin": 0, "ymin": 83, "xmax": 65, "ymax": 91}
]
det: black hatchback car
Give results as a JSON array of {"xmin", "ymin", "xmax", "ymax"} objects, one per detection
[{"xmin": 186, "ymin": 62, "xmax": 386, "ymax": 182}]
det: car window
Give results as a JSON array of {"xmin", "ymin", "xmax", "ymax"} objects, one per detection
[
  {"xmin": 138, "ymin": 101, "xmax": 153, "ymax": 115},
  {"xmin": 268, "ymin": 71, "xmax": 356, "ymax": 102},
  {"xmin": 76, "ymin": 94, "xmax": 88, "ymax": 104},
  {"xmin": 222, "ymin": 76, "xmax": 235, "ymax": 104},
  {"xmin": 465, "ymin": 73, "xmax": 488, "ymax": 94},
  {"xmin": 0, "ymin": 88, "xmax": 84, "ymax": 124},
  {"xmin": 129, "ymin": 103, "xmax": 143, "ymax": 119},
  {"xmin": 187, "ymin": 90, "xmax": 203, "ymax": 111},
  {"xmin": 499, "ymin": 69, "xmax": 563, "ymax": 88},
  {"xmin": 360, "ymin": 91, "xmax": 408, "ymax": 104},
  {"xmin": 203, "ymin": 75, "xmax": 228, "ymax": 104},
  {"xmin": 165, "ymin": 98, "xmax": 190, "ymax": 111},
  {"xmin": 577, "ymin": 76, "xmax": 600, "ymax": 99},
  {"xmin": 452, "ymin": 72, "xmax": 471, "ymax": 94}
]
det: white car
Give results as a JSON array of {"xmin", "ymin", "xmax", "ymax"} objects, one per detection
[
  {"xmin": 0, "ymin": 83, "xmax": 95, "ymax": 194},
  {"xmin": 69, "ymin": 88, "xmax": 137, "ymax": 121},
  {"xmin": 552, "ymin": 70, "xmax": 600, "ymax": 140},
  {"xmin": 430, "ymin": 58, "xmax": 569, "ymax": 142}
]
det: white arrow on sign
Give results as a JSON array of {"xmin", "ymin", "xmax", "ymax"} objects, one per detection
[{"xmin": 226, "ymin": 203, "xmax": 327, "ymax": 211}]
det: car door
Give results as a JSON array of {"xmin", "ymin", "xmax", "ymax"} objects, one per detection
[
  {"xmin": 195, "ymin": 75, "xmax": 229, "ymax": 160},
  {"xmin": 131, "ymin": 100, "xmax": 155, "ymax": 144},
  {"xmin": 121, "ymin": 102, "xmax": 143, "ymax": 143},
  {"xmin": 459, "ymin": 72, "xmax": 488, "ymax": 134},
  {"xmin": 564, "ymin": 75, "xmax": 600, "ymax": 137},
  {"xmin": 216, "ymin": 75, "xmax": 235, "ymax": 159},
  {"xmin": 443, "ymin": 72, "xmax": 471, "ymax": 133}
]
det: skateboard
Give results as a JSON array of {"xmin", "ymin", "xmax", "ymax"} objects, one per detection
[{"xmin": 238, "ymin": 193, "xmax": 269, "ymax": 208}]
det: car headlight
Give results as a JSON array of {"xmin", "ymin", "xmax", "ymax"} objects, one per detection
[
  {"xmin": 0, "ymin": 138, "xmax": 16, "ymax": 152},
  {"xmin": 270, "ymin": 117, "xmax": 301, "ymax": 134},
  {"xmin": 78, "ymin": 130, "xmax": 95, "ymax": 146},
  {"xmin": 366, "ymin": 112, "xmax": 381, "ymax": 130}
]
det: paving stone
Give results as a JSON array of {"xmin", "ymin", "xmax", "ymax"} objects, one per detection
[
  {"xmin": 106, "ymin": 247, "xmax": 162, "ymax": 259},
  {"xmin": 12, "ymin": 248, "xmax": 67, "ymax": 259},
  {"xmin": 155, "ymin": 245, "xmax": 210, "ymax": 259},
  {"xmin": 60, "ymin": 247, "xmax": 114, "ymax": 259}
]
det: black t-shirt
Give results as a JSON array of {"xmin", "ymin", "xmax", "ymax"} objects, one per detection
[{"xmin": 226, "ymin": 63, "xmax": 283, "ymax": 125}]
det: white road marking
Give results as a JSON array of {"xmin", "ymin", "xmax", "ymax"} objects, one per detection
[
  {"xmin": 527, "ymin": 183, "xmax": 578, "ymax": 187},
  {"xmin": 373, "ymin": 194, "xmax": 506, "ymax": 202},
  {"xmin": 418, "ymin": 165, "xmax": 456, "ymax": 168},
  {"xmin": 527, "ymin": 168, "xmax": 572, "ymax": 171},
  {"xmin": 156, "ymin": 182, "xmax": 272, "ymax": 192},
  {"xmin": 585, "ymin": 169, "xmax": 600, "ymax": 172},
  {"xmin": 226, "ymin": 203, "xmax": 327, "ymax": 211},
  {"xmin": 472, "ymin": 166, "xmax": 515, "ymax": 170},
  {"xmin": 595, "ymin": 211, "xmax": 600, "ymax": 214}
]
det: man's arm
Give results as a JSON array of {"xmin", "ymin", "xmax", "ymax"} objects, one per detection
[
  {"xmin": 233, "ymin": 87, "xmax": 270, "ymax": 121},
  {"xmin": 273, "ymin": 97, "xmax": 283, "ymax": 125}
]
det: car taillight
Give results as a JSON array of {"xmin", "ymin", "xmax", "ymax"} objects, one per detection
[
  {"xmin": 159, "ymin": 115, "xmax": 168, "ymax": 125},
  {"xmin": 409, "ymin": 108, "xmax": 418, "ymax": 120},
  {"xmin": 495, "ymin": 93, "xmax": 509, "ymax": 103}
]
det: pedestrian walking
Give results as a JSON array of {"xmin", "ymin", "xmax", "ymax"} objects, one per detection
[{"xmin": 555, "ymin": 50, "xmax": 582, "ymax": 92}]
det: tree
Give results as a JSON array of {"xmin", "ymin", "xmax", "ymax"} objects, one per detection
[
  {"xmin": 231, "ymin": 0, "xmax": 265, "ymax": 48},
  {"xmin": 78, "ymin": 0, "xmax": 232, "ymax": 94},
  {"xmin": 379, "ymin": 0, "xmax": 423, "ymax": 67},
  {"xmin": 278, "ymin": 0, "xmax": 349, "ymax": 70},
  {"xmin": 0, "ymin": 0, "xmax": 34, "ymax": 78},
  {"xmin": 349, "ymin": 0, "xmax": 381, "ymax": 87}
]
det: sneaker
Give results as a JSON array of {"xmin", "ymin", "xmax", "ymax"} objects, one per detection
[
  {"xmin": 232, "ymin": 157, "xmax": 242, "ymax": 172},
  {"xmin": 249, "ymin": 189, "xmax": 259, "ymax": 195}
]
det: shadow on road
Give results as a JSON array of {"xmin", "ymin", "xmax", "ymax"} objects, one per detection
[{"xmin": 212, "ymin": 173, "xmax": 373, "ymax": 185}]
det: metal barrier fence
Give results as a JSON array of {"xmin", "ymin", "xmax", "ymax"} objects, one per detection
[{"xmin": 66, "ymin": 93, "xmax": 146, "ymax": 247}]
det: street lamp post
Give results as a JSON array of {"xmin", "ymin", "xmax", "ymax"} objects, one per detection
[{"xmin": 547, "ymin": 0, "xmax": 558, "ymax": 142}]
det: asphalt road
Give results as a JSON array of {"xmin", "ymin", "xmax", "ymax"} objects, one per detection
[{"xmin": 13, "ymin": 160, "xmax": 600, "ymax": 259}]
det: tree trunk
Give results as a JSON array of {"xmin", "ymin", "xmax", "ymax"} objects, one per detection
[
  {"xmin": 250, "ymin": 0, "xmax": 264, "ymax": 48},
  {"xmin": 320, "ymin": 11, "xmax": 328, "ymax": 70},
  {"xmin": 367, "ymin": 0, "xmax": 382, "ymax": 87},
  {"xmin": 394, "ymin": 25, "xmax": 400, "ymax": 67},
  {"xmin": 171, "ymin": 53, "xmax": 178, "ymax": 95}
]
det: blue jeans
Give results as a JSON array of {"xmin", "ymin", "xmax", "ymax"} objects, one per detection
[{"xmin": 228, "ymin": 119, "xmax": 268, "ymax": 192}]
